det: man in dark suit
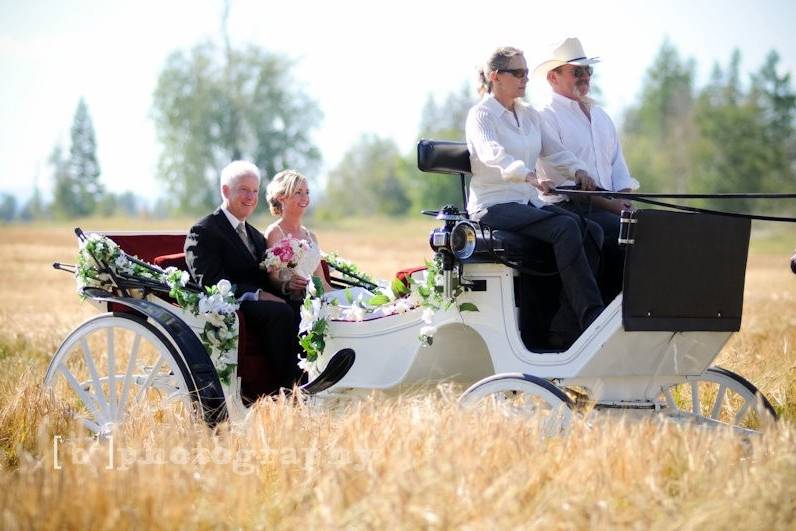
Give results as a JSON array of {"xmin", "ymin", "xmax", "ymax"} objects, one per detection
[{"xmin": 184, "ymin": 160, "xmax": 302, "ymax": 400}]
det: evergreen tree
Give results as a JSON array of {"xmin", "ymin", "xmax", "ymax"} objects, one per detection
[
  {"xmin": 622, "ymin": 38, "xmax": 696, "ymax": 192},
  {"xmin": 50, "ymin": 99, "xmax": 103, "ymax": 218},
  {"xmin": 68, "ymin": 97, "xmax": 103, "ymax": 215},
  {"xmin": 51, "ymin": 143, "xmax": 77, "ymax": 219}
]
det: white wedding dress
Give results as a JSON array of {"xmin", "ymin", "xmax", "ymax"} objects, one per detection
[{"xmin": 273, "ymin": 225, "xmax": 374, "ymax": 311}]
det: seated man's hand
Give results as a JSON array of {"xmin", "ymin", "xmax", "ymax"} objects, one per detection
[
  {"xmin": 258, "ymin": 290, "xmax": 287, "ymax": 303},
  {"xmin": 574, "ymin": 170, "xmax": 597, "ymax": 191}
]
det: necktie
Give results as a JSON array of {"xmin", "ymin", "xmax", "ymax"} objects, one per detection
[{"xmin": 236, "ymin": 222, "xmax": 255, "ymax": 257}]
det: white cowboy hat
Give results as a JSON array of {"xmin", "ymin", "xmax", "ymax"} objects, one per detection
[{"xmin": 533, "ymin": 37, "xmax": 600, "ymax": 78}]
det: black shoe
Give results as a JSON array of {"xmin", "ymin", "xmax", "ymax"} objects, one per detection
[{"xmin": 299, "ymin": 348, "xmax": 356, "ymax": 395}]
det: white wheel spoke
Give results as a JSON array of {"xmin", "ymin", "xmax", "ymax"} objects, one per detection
[
  {"xmin": 80, "ymin": 337, "xmax": 110, "ymax": 419},
  {"xmin": 45, "ymin": 314, "xmax": 200, "ymax": 436},
  {"xmin": 116, "ymin": 333, "xmax": 141, "ymax": 419},
  {"xmin": 710, "ymin": 384, "xmax": 727, "ymax": 420},
  {"xmin": 58, "ymin": 366, "xmax": 106, "ymax": 424},
  {"xmin": 734, "ymin": 402, "xmax": 751, "ymax": 425},
  {"xmin": 663, "ymin": 388, "xmax": 676, "ymax": 412},
  {"xmin": 135, "ymin": 354, "xmax": 167, "ymax": 403},
  {"xmin": 107, "ymin": 328, "xmax": 117, "ymax": 420},
  {"xmin": 690, "ymin": 381, "xmax": 700, "ymax": 416}
]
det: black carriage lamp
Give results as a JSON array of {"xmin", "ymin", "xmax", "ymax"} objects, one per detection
[{"xmin": 428, "ymin": 205, "xmax": 478, "ymax": 299}]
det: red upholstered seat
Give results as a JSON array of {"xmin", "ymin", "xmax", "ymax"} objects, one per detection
[{"xmin": 153, "ymin": 252, "xmax": 188, "ymax": 271}]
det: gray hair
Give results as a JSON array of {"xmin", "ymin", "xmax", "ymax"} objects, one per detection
[
  {"xmin": 219, "ymin": 160, "xmax": 261, "ymax": 195},
  {"xmin": 266, "ymin": 169, "xmax": 308, "ymax": 216},
  {"xmin": 477, "ymin": 46, "xmax": 524, "ymax": 95}
]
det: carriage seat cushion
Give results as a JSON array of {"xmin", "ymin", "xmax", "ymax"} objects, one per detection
[{"xmin": 154, "ymin": 252, "xmax": 188, "ymax": 271}]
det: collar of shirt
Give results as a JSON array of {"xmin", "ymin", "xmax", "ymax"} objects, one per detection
[
  {"xmin": 550, "ymin": 91, "xmax": 593, "ymax": 114},
  {"xmin": 481, "ymin": 93, "xmax": 525, "ymax": 119},
  {"xmin": 220, "ymin": 205, "xmax": 244, "ymax": 230}
]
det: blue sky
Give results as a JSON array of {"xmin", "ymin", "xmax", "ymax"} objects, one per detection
[{"xmin": 1, "ymin": 0, "xmax": 794, "ymax": 204}]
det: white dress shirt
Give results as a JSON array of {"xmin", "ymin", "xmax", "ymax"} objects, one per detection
[
  {"xmin": 465, "ymin": 93, "xmax": 587, "ymax": 214},
  {"xmin": 537, "ymin": 93, "xmax": 639, "ymax": 204},
  {"xmin": 220, "ymin": 205, "xmax": 259, "ymax": 302}
]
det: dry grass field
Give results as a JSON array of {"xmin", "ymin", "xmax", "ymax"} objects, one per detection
[{"xmin": 0, "ymin": 218, "xmax": 795, "ymax": 529}]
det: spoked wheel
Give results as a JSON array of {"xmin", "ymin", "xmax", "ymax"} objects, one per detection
[
  {"xmin": 459, "ymin": 373, "xmax": 574, "ymax": 435},
  {"xmin": 659, "ymin": 366, "xmax": 778, "ymax": 433},
  {"xmin": 45, "ymin": 312, "xmax": 199, "ymax": 436}
]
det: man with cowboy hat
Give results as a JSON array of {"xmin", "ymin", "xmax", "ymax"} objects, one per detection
[{"xmin": 533, "ymin": 37, "xmax": 640, "ymax": 303}]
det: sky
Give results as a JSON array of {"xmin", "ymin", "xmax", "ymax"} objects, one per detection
[{"xmin": 1, "ymin": 0, "xmax": 794, "ymax": 206}]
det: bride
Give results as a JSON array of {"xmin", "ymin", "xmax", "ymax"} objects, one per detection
[{"xmin": 263, "ymin": 170, "xmax": 372, "ymax": 306}]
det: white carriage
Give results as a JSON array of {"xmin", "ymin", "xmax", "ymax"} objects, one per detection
[{"xmin": 46, "ymin": 140, "xmax": 778, "ymax": 435}]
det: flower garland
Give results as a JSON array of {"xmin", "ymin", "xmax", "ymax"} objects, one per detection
[
  {"xmin": 76, "ymin": 233, "xmax": 239, "ymax": 384},
  {"xmin": 298, "ymin": 254, "xmax": 478, "ymax": 372}
]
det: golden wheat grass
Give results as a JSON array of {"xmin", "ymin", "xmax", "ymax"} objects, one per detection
[{"xmin": 0, "ymin": 221, "xmax": 795, "ymax": 529}]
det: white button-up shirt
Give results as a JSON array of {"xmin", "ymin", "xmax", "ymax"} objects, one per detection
[
  {"xmin": 465, "ymin": 93, "xmax": 587, "ymax": 214},
  {"xmin": 537, "ymin": 93, "xmax": 639, "ymax": 204}
]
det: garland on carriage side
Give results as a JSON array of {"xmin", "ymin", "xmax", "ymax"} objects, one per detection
[
  {"xmin": 297, "ymin": 254, "xmax": 478, "ymax": 373},
  {"xmin": 75, "ymin": 233, "xmax": 239, "ymax": 385}
]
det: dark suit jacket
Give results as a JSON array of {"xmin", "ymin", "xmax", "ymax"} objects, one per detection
[{"xmin": 184, "ymin": 209, "xmax": 276, "ymax": 297}]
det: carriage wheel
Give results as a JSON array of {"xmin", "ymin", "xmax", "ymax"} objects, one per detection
[
  {"xmin": 659, "ymin": 366, "xmax": 778, "ymax": 432},
  {"xmin": 45, "ymin": 313, "xmax": 198, "ymax": 435},
  {"xmin": 459, "ymin": 373, "xmax": 574, "ymax": 435}
]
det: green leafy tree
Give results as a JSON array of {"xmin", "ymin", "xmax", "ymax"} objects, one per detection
[
  {"xmin": 402, "ymin": 83, "xmax": 477, "ymax": 213},
  {"xmin": 152, "ymin": 41, "xmax": 322, "ymax": 215},
  {"xmin": 319, "ymin": 134, "xmax": 410, "ymax": 218}
]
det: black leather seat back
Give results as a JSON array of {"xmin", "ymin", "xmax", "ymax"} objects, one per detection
[{"xmin": 417, "ymin": 139, "xmax": 471, "ymax": 175}]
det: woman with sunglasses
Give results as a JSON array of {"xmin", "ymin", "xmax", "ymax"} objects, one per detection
[{"xmin": 465, "ymin": 46, "xmax": 605, "ymax": 347}]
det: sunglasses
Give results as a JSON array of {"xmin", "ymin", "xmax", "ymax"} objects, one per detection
[
  {"xmin": 566, "ymin": 65, "xmax": 593, "ymax": 78},
  {"xmin": 498, "ymin": 68, "xmax": 529, "ymax": 79}
]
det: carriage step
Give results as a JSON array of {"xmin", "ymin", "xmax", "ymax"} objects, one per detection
[{"xmin": 299, "ymin": 349, "xmax": 356, "ymax": 395}]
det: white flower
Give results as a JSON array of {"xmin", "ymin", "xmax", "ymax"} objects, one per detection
[
  {"xmin": 217, "ymin": 279, "xmax": 231, "ymax": 296},
  {"xmin": 421, "ymin": 307, "xmax": 435, "ymax": 324},
  {"xmin": 299, "ymin": 299, "xmax": 321, "ymax": 334},
  {"xmin": 395, "ymin": 299, "xmax": 412, "ymax": 313},
  {"xmin": 178, "ymin": 271, "xmax": 190, "ymax": 287},
  {"xmin": 342, "ymin": 304, "xmax": 365, "ymax": 322},
  {"xmin": 326, "ymin": 304, "xmax": 342, "ymax": 320},
  {"xmin": 307, "ymin": 279, "xmax": 317, "ymax": 297},
  {"xmin": 297, "ymin": 354, "xmax": 309, "ymax": 371}
]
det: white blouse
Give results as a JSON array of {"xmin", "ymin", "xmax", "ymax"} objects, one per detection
[{"xmin": 465, "ymin": 93, "xmax": 587, "ymax": 214}]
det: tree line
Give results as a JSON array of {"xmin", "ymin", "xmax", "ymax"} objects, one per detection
[{"xmin": 5, "ymin": 38, "xmax": 792, "ymax": 223}]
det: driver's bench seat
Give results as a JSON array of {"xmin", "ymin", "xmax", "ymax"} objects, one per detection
[{"xmin": 416, "ymin": 139, "xmax": 563, "ymax": 350}]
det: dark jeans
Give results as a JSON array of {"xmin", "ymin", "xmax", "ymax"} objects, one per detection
[
  {"xmin": 479, "ymin": 202, "xmax": 605, "ymax": 338},
  {"xmin": 239, "ymin": 300, "xmax": 303, "ymax": 395},
  {"xmin": 559, "ymin": 201, "xmax": 624, "ymax": 303}
]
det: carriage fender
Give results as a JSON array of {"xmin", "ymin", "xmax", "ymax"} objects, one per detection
[{"xmin": 80, "ymin": 287, "xmax": 227, "ymax": 423}]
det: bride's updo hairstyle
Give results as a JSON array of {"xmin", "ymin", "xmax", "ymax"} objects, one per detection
[
  {"xmin": 477, "ymin": 46, "xmax": 524, "ymax": 95},
  {"xmin": 266, "ymin": 169, "xmax": 308, "ymax": 216}
]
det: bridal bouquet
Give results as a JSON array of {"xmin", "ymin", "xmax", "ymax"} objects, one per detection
[{"xmin": 259, "ymin": 237, "xmax": 311, "ymax": 279}]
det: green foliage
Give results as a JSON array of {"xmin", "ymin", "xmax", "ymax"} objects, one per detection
[
  {"xmin": 152, "ymin": 41, "xmax": 322, "ymax": 215},
  {"xmin": 319, "ymin": 134, "xmax": 410, "ymax": 218},
  {"xmin": 50, "ymin": 98, "xmax": 105, "ymax": 219},
  {"xmin": 622, "ymin": 40, "xmax": 795, "ymax": 212},
  {"xmin": 0, "ymin": 194, "xmax": 17, "ymax": 222},
  {"xmin": 404, "ymin": 83, "xmax": 477, "ymax": 213}
]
